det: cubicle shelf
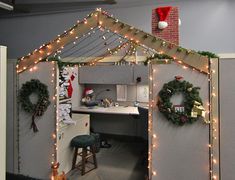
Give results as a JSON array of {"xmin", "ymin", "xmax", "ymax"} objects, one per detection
[{"xmin": 59, "ymin": 98, "xmax": 72, "ymax": 103}]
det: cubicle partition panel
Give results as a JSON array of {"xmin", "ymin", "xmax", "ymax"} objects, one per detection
[
  {"xmin": 18, "ymin": 62, "xmax": 56, "ymax": 179},
  {"xmin": 0, "ymin": 46, "xmax": 7, "ymax": 180},
  {"xmin": 219, "ymin": 58, "xmax": 235, "ymax": 180},
  {"xmin": 149, "ymin": 63, "xmax": 212, "ymax": 180}
]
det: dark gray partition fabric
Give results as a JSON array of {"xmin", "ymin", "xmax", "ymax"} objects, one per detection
[
  {"xmin": 219, "ymin": 58, "xmax": 235, "ymax": 180},
  {"xmin": 6, "ymin": 60, "xmax": 17, "ymax": 173},
  {"xmin": 152, "ymin": 63, "xmax": 209, "ymax": 180},
  {"xmin": 18, "ymin": 62, "xmax": 56, "ymax": 179}
]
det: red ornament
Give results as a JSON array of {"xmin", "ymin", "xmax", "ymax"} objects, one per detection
[
  {"xmin": 175, "ymin": 75, "xmax": 183, "ymax": 81},
  {"xmin": 70, "ymin": 74, "xmax": 75, "ymax": 81},
  {"xmin": 180, "ymin": 115, "xmax": 188, "ymax": 123},
  {"xmin": 67, "ymin": 79, "xmax": 73, "ymax": 98}
]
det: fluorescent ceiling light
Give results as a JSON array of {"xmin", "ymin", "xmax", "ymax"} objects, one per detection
[{"xmin": 0, "ymin": 1, "xmax": 14, "ymax": 11}]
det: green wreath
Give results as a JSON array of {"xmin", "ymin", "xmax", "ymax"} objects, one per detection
[
  {"xmin": 157, "ymin": 76, "xmax": 204, "ymax": 126},
  {"xmin": 19, "ymin": 79, "xmax": 50, "ymax": 132}
]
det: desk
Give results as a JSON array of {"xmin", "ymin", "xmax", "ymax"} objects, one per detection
[
  {"xmin": 72, "ymin": 105, "xmax": 148, "ymax": 137},
  {"xmin": 72, "ymin": 106, "xmax": 139, "ymax": 115}
]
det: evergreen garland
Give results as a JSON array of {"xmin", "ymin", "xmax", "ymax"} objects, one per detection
[
  {"xmin": 144, "ymin": 53, "xmax": 173, "ymax": 65},
  {"xmin": 197, "ymin": 51, "xmax": 219, "ymax": 58},
  {"xmin": 157, "ymin": 77, "xmax": 203, "ymax": 126},
  {"xmin": 46, "ymin": 56, "xmax": 82, "ymax": 70}
]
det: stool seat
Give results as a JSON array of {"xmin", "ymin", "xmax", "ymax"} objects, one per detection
[
  {"xmin": 70, "ymin": 134, "xmax": 98, "ymax": 175},
  {"xmin": 71, "ymin": 135, "xmax": 95, "ymax": 148}
]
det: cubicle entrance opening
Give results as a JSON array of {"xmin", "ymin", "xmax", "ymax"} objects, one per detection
[{"xmin": 68, "ymin": 65, "xmax": 150, "ymax": 180}]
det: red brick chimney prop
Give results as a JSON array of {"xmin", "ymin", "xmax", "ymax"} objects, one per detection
[{"xmin": 152, "ymin": 6, "xmax": 179, "ymax": 45}]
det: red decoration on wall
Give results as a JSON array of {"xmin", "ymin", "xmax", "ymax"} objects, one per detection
[
  {"xmin": 156, "ymin": 6, "xmax": 172, "ymax": 29},
  {"xmin": 67, "ymin": 80, "xmax": 73, "ymax": 98},
  {"xmin": 175, "ymin": 75, "xmax": 183, "ymax": 81},
  {"xmin": 70, "ymin": 74, "xmax": 75, "ymax": 81},
  {"xmin": 152, "ymin": 7, "xmax": 179, "ymax": 45},
  {"xmin": 67, "ymin": 74, "xmax": 75, "ymax": 98}
]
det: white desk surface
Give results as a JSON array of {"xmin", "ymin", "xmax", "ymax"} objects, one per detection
[{"xmin": 72, "ymin": 106, "xmax": 140, "ymax": 115}]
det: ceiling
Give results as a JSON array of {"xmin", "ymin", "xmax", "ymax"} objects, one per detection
[{"xmin": 0, "ymin": 0, "xmax": 179, "ymax": 17}]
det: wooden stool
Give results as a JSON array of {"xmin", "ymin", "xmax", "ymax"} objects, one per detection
[{"xmin": 70, "ymin": 135, "xmax": 97, "ymax": 175}]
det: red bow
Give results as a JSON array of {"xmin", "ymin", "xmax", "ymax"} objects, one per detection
[{"xmin": 175, "ymin": 75, "xmax": 183, "ymax": 81}]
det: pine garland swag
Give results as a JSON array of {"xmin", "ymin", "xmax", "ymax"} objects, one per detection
[
  {"xmin": 157, "ymin": 77, "xmax": 203, "ymax": 126},
  {"xmin": 19, "ymin": 79, "xmax": 51, "ymax": 132}
]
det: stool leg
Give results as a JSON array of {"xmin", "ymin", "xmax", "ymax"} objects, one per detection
[
  {"xmin": 72, "ymin": 147, "xmax": 78, "ymax": 170},
  {"xmin": 91, "ymin": 145, "xmax": 97, "ymax": 168},
  {"xmin": 81, "ymin": 147, "xmax": 87, "ymax": 176}
]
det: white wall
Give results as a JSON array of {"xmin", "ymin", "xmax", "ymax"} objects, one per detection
[
  {"xmin": 0, "ymin": 0, "xmax": 234, "ymax": 59},
  {"xmin": 0, "ymin": 46, "xmax": 7, "ymax": 180}
]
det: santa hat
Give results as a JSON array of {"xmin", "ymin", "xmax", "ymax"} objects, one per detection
[
  {"xmin": 83, "ymin": 88, "xmax": 94, "ymax": 96},
  {"xmin": 156, "ymin": 6, "xmax": 172, "ymax": 29}
]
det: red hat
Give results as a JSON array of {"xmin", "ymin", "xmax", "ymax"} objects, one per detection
[
  {"xmin": 156, "ymin": 6, "xmax": 172, "ymax": 29},
  {"xmin": 83, "ymin": 88, "xmax": 94, "ymax": 96}
]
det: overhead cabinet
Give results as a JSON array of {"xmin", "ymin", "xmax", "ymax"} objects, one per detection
[
  {"xmin": 79, "ymin": 65, "xmax": 133, "ymax": 84},
  {"xmin": 79, "ymin": 65, "xmax": 148, "ymax": 84}
]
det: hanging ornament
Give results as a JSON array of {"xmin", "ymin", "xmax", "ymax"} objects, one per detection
[
  {"xmin": 67, "ymin": 80, "xmax": 73, "ymax": 98},
  {"xmin": 180, "ymin": 115, "xmax": 188, "ymax": 123},
  {"xmin": 187, "ymin": 87, "xmax": 193, "ymax": 92},
  {"xmin": 67, "ymin": 74, "xmax": 75, "ymax": 98},
  {"xmin": 166, "ymin": 89, "xmax": 172, "ymax": 94},
  {"xmin": 191, "ymin": 101, "xmax": 206, "ymax": 118},
  {"xmin": 156, "ymin": 6, "xmax": 172, "ymax": 29}
]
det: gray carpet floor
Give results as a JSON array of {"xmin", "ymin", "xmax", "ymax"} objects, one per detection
[{"xmin": 67, "ymin": 138, "xmax": 147, "ymax": 180}]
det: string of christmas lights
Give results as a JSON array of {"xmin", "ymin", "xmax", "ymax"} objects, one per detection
[
  {"xmin": 16, "ymin": 8, "xmax": 218, "ymax": 180},
  {"xmin": 208, "ymin": 58, "xmax": 220, "ymax": 180},
  {"xmin": 16, "ymin": 8, "xmax": 208, "ymax": 74}
]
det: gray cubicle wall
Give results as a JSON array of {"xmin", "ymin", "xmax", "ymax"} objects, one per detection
[
  {"xmin": 152, "ymin": 63, "xmax": 209, "ymax": 180},
  {"xmin": 219, "ymin": 58, "xmax": 235, "ymax": 180},
  {"xmin": 6, "ymin": 60, "xmax": 18, "ymax": 173},
  {"xmin": 18, "ymin": 62, "xmax": 56, "ymax": 179}
]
